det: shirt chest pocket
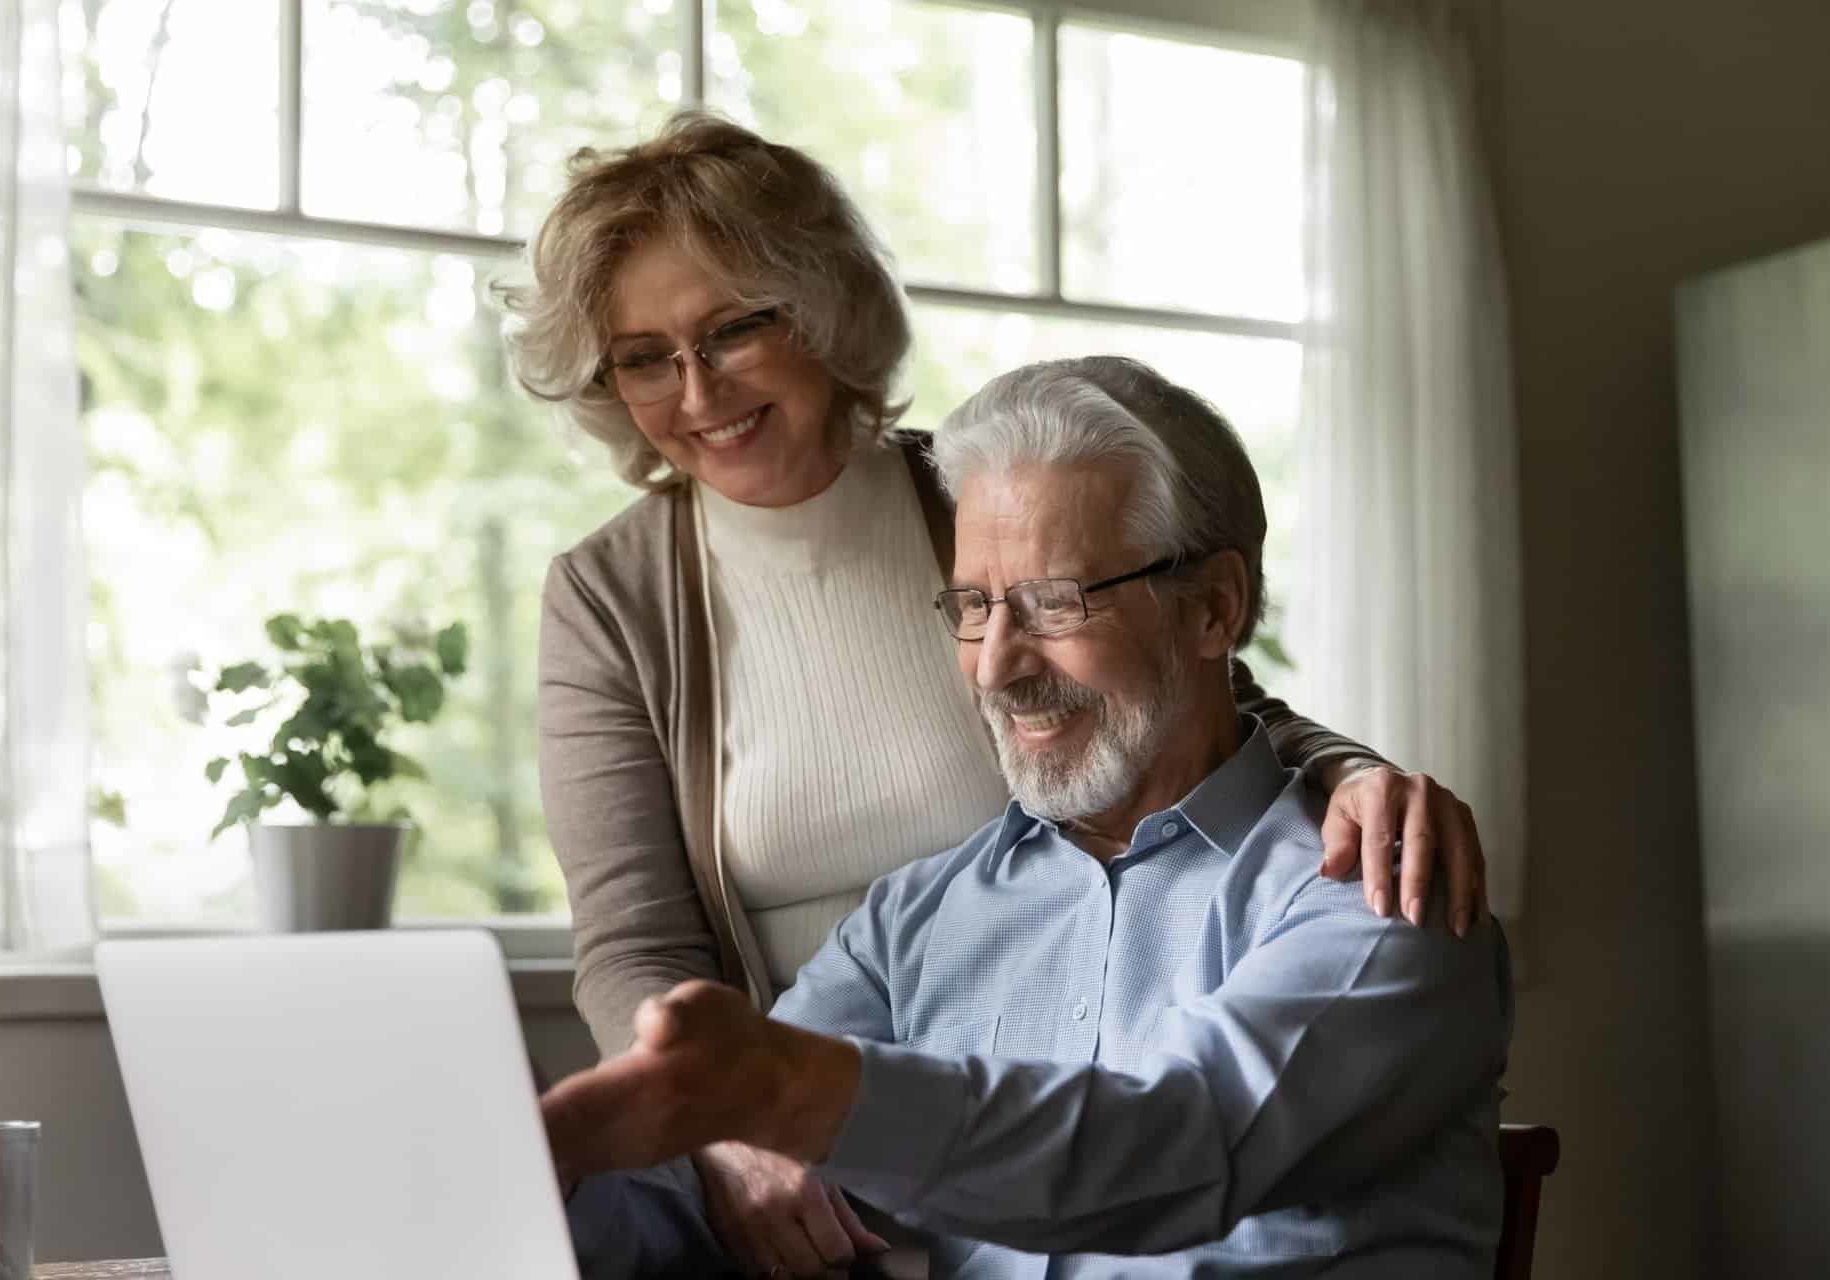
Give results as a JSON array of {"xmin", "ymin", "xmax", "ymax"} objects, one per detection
[{"xmin": 907, "ymin": 1014, "xmax": 1002, "ymax": 1057}]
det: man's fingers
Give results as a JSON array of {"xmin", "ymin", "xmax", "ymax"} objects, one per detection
[
  {"xmin": 539, "ymin": 1066, "xmax": 610, "ymax": 1169},
  {"xmin": 633, "ymin": 993, "xmax": 684, "ymax": 1051},
  {"xmin": 826, "ymin": 1183, "xmax": 891, "ymax": 1254},
  {"xmin": 1398, "ymin": 776, "xmax": 1436, "ymax": 927},
  {"xmin": 540, "ymin": 1054, "xmax": 667, "ymax": 1176}
]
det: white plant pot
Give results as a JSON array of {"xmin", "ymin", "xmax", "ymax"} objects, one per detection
[{"xmin": 248, "ymin": 823, "xmax": 406, "ymax": 932}]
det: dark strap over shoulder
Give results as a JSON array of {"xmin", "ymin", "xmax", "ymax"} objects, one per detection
[{"xmin": 894, "ymin": 431, "xmax": 955, "ymax": 579}]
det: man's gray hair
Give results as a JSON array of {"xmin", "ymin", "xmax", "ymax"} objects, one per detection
[{"xmin": 930, "ymin": 356, "xmax": 1268, "ymax": 644}]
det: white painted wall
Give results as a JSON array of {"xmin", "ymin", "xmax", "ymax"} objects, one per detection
[
  {"xmin": 1490, "ymin": 1, "xmax": 1830, "ymax": 1275},
  {"xmin": 0, "ymin": 976, "xmax": 598, "ymax": 1263}
]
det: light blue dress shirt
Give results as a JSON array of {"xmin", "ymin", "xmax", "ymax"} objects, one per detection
[{"xmin": 770, "ymin": 718, "xmax": 1513, "ymax": 1278}]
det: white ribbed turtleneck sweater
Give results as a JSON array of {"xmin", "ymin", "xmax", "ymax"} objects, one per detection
[{"xmin": 697, "ymin": 444, "xmax": 1009, "ymax": 988}]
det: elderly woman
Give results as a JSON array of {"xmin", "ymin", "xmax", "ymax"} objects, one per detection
[{"xmin": 502, "ymin": 112, "xmax": 1487, "ymax": 1278}]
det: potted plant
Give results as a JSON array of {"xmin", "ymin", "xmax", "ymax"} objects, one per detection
[{"xmin": 198, "ymin": 613, "xmax": 467, "ymax": 931}]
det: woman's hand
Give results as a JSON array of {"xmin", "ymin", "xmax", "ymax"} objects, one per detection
[
  {"xmin": 693, "ymin": 1141, "xmax": 890, "ymax": 1278},
  {"xmin": 1317, "ymin": 763, "xmax": 1488, "ymax": 937}
]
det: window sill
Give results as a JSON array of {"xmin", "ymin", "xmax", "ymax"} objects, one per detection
[{"xmin": 0, "ymin": 919, "xmax": 578, "ymax": 1022}]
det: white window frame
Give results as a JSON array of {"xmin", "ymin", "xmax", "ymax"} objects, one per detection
[
  {"xmin": 70, "ymin": 0, "xmax": 1303, "ymax": 342},
  {"xmin": 69, "ymin": 0, "xmax": 1306, "ymax": 954}
]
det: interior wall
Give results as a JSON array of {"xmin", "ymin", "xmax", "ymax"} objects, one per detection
[
  {"xmin": 1490, "ymin": 1, "xmax": 1830, "ymax": 1275},
  {"xmin": 0, "ymin": 1005, "xmax": 598, "ymax": 1263}
]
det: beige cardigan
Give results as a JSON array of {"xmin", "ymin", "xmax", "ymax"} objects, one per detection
[{"xmin": 538, "ymin": 437, "xmax": 1377, "ymax": 1055}]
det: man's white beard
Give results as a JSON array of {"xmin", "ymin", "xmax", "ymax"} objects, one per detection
[{"xmin": 982, "ymin": 644, "xmax": 1187, "ymax": 823}]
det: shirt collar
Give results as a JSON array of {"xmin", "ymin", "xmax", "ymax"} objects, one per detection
[
  {"xmin": 1169, "ymin": 715, "xmax": 1288, "ymax": 855},
  {"xmin": 988, "ymin": 713, "xmax": 1289, "ymax": 864}
]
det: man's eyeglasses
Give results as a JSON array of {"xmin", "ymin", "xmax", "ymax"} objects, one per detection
[
  {"xmin": 595, "ymin": 307, "xmax": 783, "ymax": 405},
  {"xmin": 934, "ymin": 556, "xmax": 1185, "ymax": 640}
]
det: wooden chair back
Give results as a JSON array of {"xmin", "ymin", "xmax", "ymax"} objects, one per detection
[{"xmin": 1495, "ymin": 1123, "xmax": 1560, "ymax": 1279}]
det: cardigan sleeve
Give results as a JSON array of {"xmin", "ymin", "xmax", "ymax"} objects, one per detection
[
  {"xmin": 538, "ymin": 554, "xmax": 722, "ymax": 1057},
  {"xmin": 1230, "ymin": 656, "xmax": 1388, "ymax": 782}
]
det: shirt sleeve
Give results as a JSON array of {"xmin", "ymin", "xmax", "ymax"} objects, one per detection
[
  {"xmin": 770, "ymin": 832, "xmax": 999, "ymax": 1042},
  {"xmin": 812, "ymin": 881, "xmax": 1511, "ymax": 1256}
]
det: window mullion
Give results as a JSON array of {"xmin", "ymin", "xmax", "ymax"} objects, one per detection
[
  {"xmin": 279, "ymin": 0, "xmax": 304, "ymax": 213},
  {"xmin": 1034, "ymin": 8, "xmax": 1061, "ymax": 299},
  {"xmin": 684, "ymin": 0, "xmax": 707, "ymax": 108}
]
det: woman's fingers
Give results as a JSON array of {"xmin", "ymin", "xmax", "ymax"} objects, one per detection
[
  {"xmin": 1398, "ymin": 774, "xmax": 1437, "ymax": 928},
  {"xmin": 1356, "ymin": 769, "xmax": 1400, "ymax": 917},
  {"xmin": 1318, "ymin": 795, "xmax": 1359, "ymax": 881},
  {"xmin": 1320, "ymin": 765, "xmax": 1491, "ymax": 937},
  {"xmin": 826, "ymin": 1182, "xmax": 891, "ymax": 1255},
  {"xmin": 766, "ymin": 1221, "xmax": 833, "ymax": 1277},
  {"xmin": 1440, "ymin": 796, "xmax": 1488, "ymax": 937},
  {"xmin": 793, "ymin": 1175, "xmax": 858, "ymax": 1269}
]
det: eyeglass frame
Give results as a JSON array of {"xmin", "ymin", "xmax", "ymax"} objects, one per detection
[
  {"xmin": 592, "ymin": 306, "xmax": 783, "ymax": 403},
  {"xmin": 934, "ymin": 554, "xmax": 1192, "ymax": 640}
]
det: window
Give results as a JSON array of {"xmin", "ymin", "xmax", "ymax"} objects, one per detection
[{"xmin": 63, "ymin": 0, "xmax": 1305, "ymax": 924}]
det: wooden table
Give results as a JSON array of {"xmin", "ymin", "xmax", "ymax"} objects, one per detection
[{"xmin": 33, "ymin": 1256, "xmax": 927, "ymax": 1279}]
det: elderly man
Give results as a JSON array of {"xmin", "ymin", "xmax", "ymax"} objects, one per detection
[{"xmin": 545, "ymin": 356, "xmax": 1513, "ymax": 1277}]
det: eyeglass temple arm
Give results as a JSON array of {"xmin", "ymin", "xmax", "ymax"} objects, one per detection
[{"xmin": 1081, "ymin": 554, "xmax": 1185, "ymax": 596}]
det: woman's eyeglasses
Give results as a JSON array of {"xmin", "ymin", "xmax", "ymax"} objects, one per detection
[
  {"xmin": 594, "ymin": 307, "xmax": 784, "ymax": 405},
  {"xmin": 934, "ymin": 556, "xmax": 1185, "ymax": 640}
]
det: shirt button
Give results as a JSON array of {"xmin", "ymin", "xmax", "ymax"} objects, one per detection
[
  {"xmin": 1163, "ymin": 821, "xmax": 1181, "ymax": 838},
  {"xmin": 1072, "ymin": 999, "xmax": 1089, "ymax": 1021}
]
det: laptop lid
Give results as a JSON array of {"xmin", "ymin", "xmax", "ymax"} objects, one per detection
[{"xmin": 97, "ymin": 930, "xmax": 581, "ymax": 1280}]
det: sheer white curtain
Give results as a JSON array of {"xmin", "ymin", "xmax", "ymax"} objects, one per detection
[
  {"xmin": 1293, "ymin": 0, "xmax": 1527, "ymax": 919},
  {"xmin": 1, "ymin": 0, "xmax": 95, "ymax": 954}
]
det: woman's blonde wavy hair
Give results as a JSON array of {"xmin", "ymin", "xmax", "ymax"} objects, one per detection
[{"xmin": 494, "ymin": 111, "xmax": 912, "ymax": 490}]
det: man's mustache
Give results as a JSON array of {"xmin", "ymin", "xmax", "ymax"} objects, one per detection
[{"xmin": 980, "ymin": 673, "xmax": 1101, "ymax": 719}]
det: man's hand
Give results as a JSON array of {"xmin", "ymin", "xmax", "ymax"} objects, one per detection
[
  {"xmin": 539, "ymin": 980, "xmax": 863, "ymax": 1187},
  {"xmin": 694, "ymin": 1141, "xmax": 890, "ymax": 1277}
]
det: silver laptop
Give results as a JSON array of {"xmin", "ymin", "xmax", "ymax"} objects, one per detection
[{"xmin": 97, "ymin": 930, "xmax": 581, "ymax": 1280}]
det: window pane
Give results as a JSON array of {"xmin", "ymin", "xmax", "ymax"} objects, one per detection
[
  {"xmin": 60, "ymin": 0, "xmax": 281, "ymax": 208},
  {"xmin": 74, "ymin": 222, "xmax": 632, "ymax": 921},
  {"xmin": 301, "ymin": 0, "xmax": 680, "ymax": 237},
  {"xmin": 708, "ymin": 0, "xmax": 1036, "ymax": 293},
  {"xmin": 1060, "ymin": 24, "xmax": 1303, "ymax": 322},
  {"xmin": 907, "ymin": 305, "xmax": 1302, "ymax": 671}
]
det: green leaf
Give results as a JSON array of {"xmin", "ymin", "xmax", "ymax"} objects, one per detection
[
  {"xmin": 91, "ymin": 788, "xmax": 128, "ymax": 827},
  {"xmin": 274, "ymin": 702, "xmax": 331, "ymax": 749},
  {"xmin": 239, "ymin": 752, "xmax": 274, "ymax": 787},
  {"xmin": 264, "ymin": 614, "xmax": 305, "ymax": 650},
  {"xmin": 312, "ymin": 618, "xmax": 360, "ymax": 653},
  {"xmin": 204, "ymin": 757, "xmax": 230, "ymax": 784},
  {"xmin": 1251, "ymin": 632, "xmax": 1294, "ymax": 670},
  {"xmin": 344, "ymin": 728, "xmax": 394, "ymax": 786},
  {"xmin": 389, "ymin": 752, "xmax": 427, "ymax": 781},
  {"xmin": 268, "ymin": 749, "xmax": 337, "ymax": 820},
  {"xmin": 216, "ymin": 661, "xmax": 271, "ymax": 694},
  {"xmin": 383, "ymin": 662, "xmax": 445, "ymax": 723},
  {"xmin": 212, "ymin": 787, "xmax": 271, "ymax": 839},
  {"xmin": 225, "ymin": 707, "xmax": 262, "ymax": 727},
  {"xmin": 434, "ymin": 621, "xmax": 468, "ymax": 676}
]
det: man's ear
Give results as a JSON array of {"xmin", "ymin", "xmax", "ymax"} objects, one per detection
[{"xmin": 1193, "ymin": 550, "xmax": 1250, "ymax": 661}]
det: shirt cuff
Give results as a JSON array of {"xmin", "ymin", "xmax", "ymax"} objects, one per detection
[{"xmin": 816, "ymin": 1038, "xmax": 969, "ymax": 1209}]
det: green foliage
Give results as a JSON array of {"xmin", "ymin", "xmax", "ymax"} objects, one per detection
[
  {"xmin": 201, "ymin": 615, "xmax": 469, "ymax": 839},
  {"xmin": 90, "ymin": 786, "xmax": 128, "ymax": 827}
]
